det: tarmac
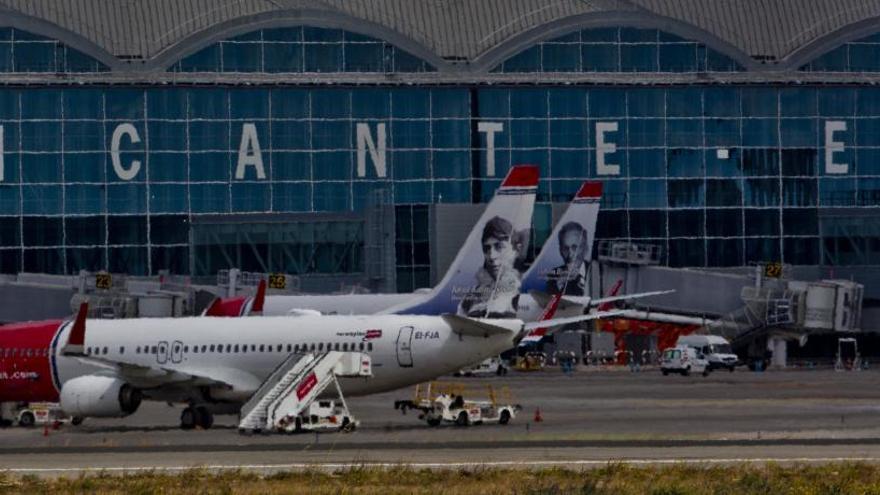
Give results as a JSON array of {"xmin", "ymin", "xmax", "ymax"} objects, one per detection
[{"xmin": 3, "ymin": 367, "xmax": 880, "ymax": 475}]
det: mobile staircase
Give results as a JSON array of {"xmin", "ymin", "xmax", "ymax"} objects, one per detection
[{"xmin": 238, "ymin": 351, "xmax": 371, "ymax": 434}]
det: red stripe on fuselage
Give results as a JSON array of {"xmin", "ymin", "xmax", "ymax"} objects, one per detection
[
  {"xmin": 203, "ymin": 297, "xmax": 249, "ymax": 317},
  {"xmin": 0, "ymin": 320, "xmax": 64, "ymax": 402}
]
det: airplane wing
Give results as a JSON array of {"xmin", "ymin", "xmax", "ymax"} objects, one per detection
[
  {"xmin": 522, "ymin": 310, "xmax": 625, "ymax": 331},
  {"xmin": 528, "ymin": 290, "xmax": 584, "ymax": 312}
]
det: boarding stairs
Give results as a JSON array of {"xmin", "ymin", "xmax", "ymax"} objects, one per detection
[
  {"xmin": 238, "ymin": 351, "xmax": 372, "ymax": 433},
  {"xmin": 702, "ymin": 286, "xmax": 800, "ymax": 346}
]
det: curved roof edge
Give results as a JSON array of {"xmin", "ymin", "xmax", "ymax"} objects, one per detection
[
  {"xmin": 784, "ymin": 15, "xmax": 880, "ymax": 69},
  {"xmin": 0, "ymin": 6, "xmax": 119, "ymax": 69},
  {"xmin": 145, "ymin": 8, "xmax": 451, "ymax": 73},
  {"xmin": 470, "ymin": 10, "xmax": 760, "ymax": 73}
]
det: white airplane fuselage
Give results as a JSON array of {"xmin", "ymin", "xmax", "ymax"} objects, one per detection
[{"xmin": 52, "ymin": 315, "xmax": 521, "ymax": 403}]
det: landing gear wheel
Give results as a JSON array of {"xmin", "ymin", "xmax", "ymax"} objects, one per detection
[
  {"xmin": 682, "ymin": 367, "xmax": 690, "ymax": 377},
  {"xmin": 18, "ymin": 411, "xmax": 35, "ymax": 428},
  {"xmin": 180, "ymin": 407, "xmax": 196, "ymax": 430},
  {"xmin": 455, "ymin": 411, "xmax": 469, "ymax": 427},
  {"xmin": 426, "ymin": 416, "xmax": 441, "ymax": 427},
  {"xmin": 294, "ymin": 417, "xmax": 303, "ymax": 433},
  {"xmin": 195, "ymin": 406, "xmax": 214, "ymax": 429},
  {"xmin": 340, "ymin": 416, "xmax": 355, "ymax": 432},
  {"xmin": 499, "ymin": 410, "xmax": 511, "ymax": 425},
  {"xmin": 702, "ymin": 369, "xmax": 710, "ymax": 377},
  {"xmin": 729, "ymin": 366, "xmax": 735, "ymax": 373},
  {"xmin": 662, "ymin": 369, "xmax": 669, "ymax": 376},
  {"xmin": 70, "ymin": 416, "xmax": 84, "ymax": 426}
]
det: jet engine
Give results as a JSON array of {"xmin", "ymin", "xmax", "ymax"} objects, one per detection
[{"xmin": 59, "ymin": 375, "xmax": 142, "ymax": 417}]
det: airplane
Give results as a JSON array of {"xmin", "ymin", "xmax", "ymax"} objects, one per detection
[{"xmin": 0, "ymin": 295, "xmax": 621, "ymax": 430}]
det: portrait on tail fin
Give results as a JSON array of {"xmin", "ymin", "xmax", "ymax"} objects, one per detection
[
  {"xmin": 457, "ymin": 215, "xmax": 529, "ymax": 318},
  {"xmin": 545, "ymin": 221, "xmax": 589, "ymax": 296}
]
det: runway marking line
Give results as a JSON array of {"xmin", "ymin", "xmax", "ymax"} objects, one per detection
[{"xmin": 5, "ymin": 457, "xmax": 880, "ymax": 474}]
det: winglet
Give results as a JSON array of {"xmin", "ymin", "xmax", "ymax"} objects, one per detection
[
  {"xmin": 519, "ymin": 293, "xmax": 562, "ymax": 345},
  {"xmin": 251, "ymin": 279, "xmax": 266, "ymax": 314},
  {"xmin": 597, "ymin": 280, "xmax": 624, "ymax": 311},
  {"xmin": 442, "ymin": 314, "xmax": 517, "ymax": 338},
  {"xmin": 62, "ymin": 302, "xmax": 88, "ymax": 355},
  {"xmin": 501, "ymin": 164, "xmax": 539, "ymax": 188}
]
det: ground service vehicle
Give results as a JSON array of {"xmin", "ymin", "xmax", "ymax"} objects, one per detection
[
  {"xmin": 277, "ymin": 400, "xmax": 356, "ymax": 433},
  {"xmin": 677, "ymin": 335, "xmax": 738, "ymax": 372},
  {"xmin": 661, "ymin": 346, "xmax": 710, "ymax": 376},
  {"xmin": 455, "ymin": 357, "xmax": 508, "ymax": 376},
  {"xmin": 0, "ymin": 402, "xmax": 80, "ymax": 427},
  {"xmin": 396, "ymin": 382, "xmax": 520, "ymax": 426}
]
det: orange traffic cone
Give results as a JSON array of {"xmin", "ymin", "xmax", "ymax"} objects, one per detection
[{"xmin": 534, "ymin": 407, "xmax": 543, "ymax": 423}]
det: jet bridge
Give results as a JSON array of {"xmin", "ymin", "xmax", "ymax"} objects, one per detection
[{"xmin": 238, "ymin": 351, "xmax": 371, "ymax": 434}]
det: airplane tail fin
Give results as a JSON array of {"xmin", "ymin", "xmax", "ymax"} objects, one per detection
[
  {"xmin": 519, "ymin": 293, "xmax": 562, "ymax": 345},
  {"xmin": 61, "ymin": 302, "xmax": 89, "ymax": 356},
  {"xmin": 389, "ymin": 165, "xmax": 539, "ymax": 316},
  {"xmin": 521, "ymin": 181, "xmax": 602, "ymax": 295},
  {"xmin": 202, "ymin": 279, "xmax": 266, "ymax": 317},
  {"xmin": 596, "ymin": 279, "xmax": 624, "ymax": 311}
]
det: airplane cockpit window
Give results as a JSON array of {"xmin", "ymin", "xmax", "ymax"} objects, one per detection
[
  {"xmin": 193, "ymin": 346, "xmax": 198, "ymax": 354},
  {"xmin": 342, "ymin": 343, "xmax": 348, "ymax": 351},
  {"xmin": 226, "ymin": 344, "xmax": 232, "ymax": 353},
  {"xmin": 242, "ymin": 345, "xmax": 247, "ymax": 353},
  {"xmin": 367, "ymin": 343, "xmax": 373, "ymax": 351},
  {"xmin": 209, "ymin": 345, "xmax": 215, "ymax": 352},
  {"xmin": 119, "ymin": 346, "xmax": 125, "ymax": 355},
  {"xmin": 218, "ymin": 345, "xmax": 224, "ymax": 354},
  {"xmin": 103, "ymin": 347, "xmax": 108, "ymax": 355},
  {"xmin": 318, "ymin": 343, "xmax": 324, "ymax": 351},
  {"xmin": 287, "ymin": 344, "xmax": 292, "ymax": 352},
  {"xmin": 310, "ymin": 343, "xmax": 316, "ymax": 351},
  {"xmin": 359, "ymin": 342, "xmax": 364, "ymax": 351},
  {"xmin": 333, "ymin": 343, "xmax": 339, "ymax": 351},
  {"xmin": 259, "ymin": 344, "xmax": 265, "ymax": 352},
  {"xmin": 183, "ymin": 346, "xmax": 188, "ymax": 353}
]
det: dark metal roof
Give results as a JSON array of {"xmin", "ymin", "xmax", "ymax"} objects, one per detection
[{"xmin": 0, "ymin": 0, "xmax": 878, "ymax": 71}]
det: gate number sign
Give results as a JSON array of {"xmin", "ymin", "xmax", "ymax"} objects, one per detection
[
  {"xmin": 268, "ymin": 274, "xmax": 286, "ymax": 290},
  {"xmin": 95, "ymin": 273, "xmax": 112, "ymax": 289},
  {"xmin": 763, "ymin": 262, "xmax": 783, "ymax": 279}
]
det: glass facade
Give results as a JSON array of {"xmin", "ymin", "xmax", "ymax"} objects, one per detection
[
  {"xmin": 2, "ymin": 22, "xmax": 880, "ymax": 283},
  {"xmin": 0, "ymin": 28, "xmax": 107, "ymax": 73},
  {"xmin": 800, "ymin": 33, "xmax": 880, "ymax": 72}
]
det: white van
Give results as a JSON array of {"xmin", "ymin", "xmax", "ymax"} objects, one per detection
[
  {"xmin": 660, "ymin": 346, "xmax": 709, "ymax": 376},
  {"xmin": 676, "ymin": 335, "xmax": 739, "ymax": 372}
]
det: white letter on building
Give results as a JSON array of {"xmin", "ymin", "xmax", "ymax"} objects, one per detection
[
  {"xmin": 596, "ymin": 122, "xmax": 620, "ymax": 176},
  {"xmin": 0, "ymin": 125, "xmax": 4, "ymax": 182},
  {"xmin": 235, "ymin": 123, "xmax": 266, "ymax": 180},
  {"xmin": 110, "ymin": 123, "xmax": 142, "ymax": 181},
  {"xmin": 478, "ymin": 121, "xmax": 503, "ymax": 177},
  {"xmin": 825, "ymin": 120, "xmax": 848, "ymax": 174},
  {"xmin": 356, "ymin": 123, "xmax": 387, "ymax": 178}
]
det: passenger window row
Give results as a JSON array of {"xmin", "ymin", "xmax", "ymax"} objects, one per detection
[
  {"xmin": 1, "ymin": 348, "xmax": 51, "ymax": 358},
  {"xmin": 118, "ymin": 341, "xmax": 375, "ymax": 356}
]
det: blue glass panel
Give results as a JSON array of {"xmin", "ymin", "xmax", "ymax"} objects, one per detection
[
  {"xmin": 108, "ymin": 247, "xmax": 147, "ymax": 275},
  {"xmin": 21, "ymin": 153, "xmax": 61, "ymax": 182},
  {"xmin": 392, "ymin": 150, "xmax": 429, "ymax": 179},
  {"xmin": 658, "ymin": 43, "xmax": 697, "ymax": 72},
  {"xmin": 0, "ymin": 42, "xmax": 12, "ymax": 72},
  {"xmin": 802, "ymin": 45, "xmax": 848, "ymax": 71},
  {"xmin": 782, "ymin": 208, "xmax": 818, "ymax": 235},
  {"xmin": 394, "ymin": 180, "xmax": 430, "ymax": 203},
  {"xmin": 582, "ymin": 44, "xmax": 618, "ymax": 71},
  {"xmin": 149, "ymin": 153, "xmax": 187, "ymax": 182},
  {"xmin": 667, "ymin": 179, "xmax": 704, "ymax": 207},
  {"xmin": 620, "ymin": 44, "xmax": 657, "ymax": 72},
  {"xmin": 270, "ymin": 89, "xmax": 310, "ymax": 118},
  {"xmin": 21, "ymin": 121, "xmax": 60, "ymax": 151},
  {"xmin": 744, "ymin": 178, "xmax": 779, "ymax": 206},
  {"xmin": 666, "ymin": 119, "xmax": 701, "ymax": 147},
  {"xmin": 304, "ymin": 27, "xmax": 343, "ymax": 42},
  {"xmin": 742, "ymin": 119, "xmax": 778, "ymax": 147},
  {"xmin": 620, "ymin": 28, "xmax": 655, "ymax": 42},
  {"xmin": 345, "ymin": 43, "xmax": 386, "ymax": 72},
  {"xmin": 666, "ymin": 88, "xmax": 702, "ymax": 117},
  {"xmin": 432, "ymin": 119, "xmax": 469, "ymax": 148},
  {"xmin": 667, "ymin": 148, "xmax": 703, "ymax": 177},
  {"xmin": 188, "ymin": 89, "xmax": 228, "ymax": 119},
  {"xmin": 706, "ymin": 148, "xmax": 741, "ymax": 177},
  {"xmin": 745, "ymin": 209, "xmax": 779, "ymax": 236},
  {"xmin": 272, "ymin": 182, "xmax": 310, "ymax": 212},
  {"xmin": 704, "ymin": 88, "xmax": 741, "ymax": 117},
  {"xmin": 148, "ymin": 121, "xmax": 186, "ymax": 151},
  {"xmin": 669, "ymin": 209, "xmax": 704, "ymax": 237},
  {"xmin": 511, "ymin": 89, "xmax": 547, "ymax": 118},
  {"xmin": 817, "ymin": 88, "xmax": 854, "ymax": 117},
  {"xmin": 188, "ymin": 121, "xmax": 228, "ymax": 151},
  {"xmin": 394, "ymin": 50, "xmax": 432, "ymax": 72},
  {"xmin": 230, "ymin": 89, "xmax": 268, "ymax": 119},
  {"xmin": 65, "ymin": 153, "xmax": 104, "ymax": 182},
  {"xmin": 780, "ymin": 119, "xmax": 817, "ymax": 147},
  {"xmin": 391, "ymin": 90, "xmax": 428, "ymax": 118},
  {"xmin": 478, "ymin": 89, "xmax": 509, "ymax": 118},
  {"xmin": 550, "ymin": 149, "xmax": 588, "ymax": 177},
  {"xmin": 582, "ymin": 28, "xmax": 618, "ymax": 42},
  {"xmin": 628, "ymin": 118, "xmax": 664, "ymax": 147},
  {"xmin": 65, "ymin": 184, "xmax": 105, "ymax": 214},
  {"xmin": 850, "ymin": 44, "xmax": 880, "ymax": 71},
  {"xmin": 628, "ymin": 89, "xmax": 665, "ymax": 117},
  {"xmin": 21, "ymin": 90, "xmax": 60, "ymax": 119},
  {"xmin": 14, "ymin": 42, "xmax": 57, "ymax": 72},
  {"xmin": 0, "ymin": 151, "xmax": 18, "ymax": 183},
  {"xmin": 313, "ymin": 182, "xmax": 349, "ymax": 211},
  {"xmin": 311, "ymin": 90, "xmax": 350, "ymax": 118},
  {"xmin": 272, "ymin": 151, "xmax": 311, "ymax": 180},
  {"xmin": 706, "ymin": 180, "xmax": 742, "ymax": 206},
  {"xmin": 669, "ymin": 238, "xmax": 704, "ymax": 267},
  {"xmin": 312, "ymin": 121, "xmax": 350, "ymax": 150},
  {"xmin": 264, "ymin": 42, "xmax": 304, "ymax": 72},
  {"xmin": 780, "ymin": 88, "xmax": 816, "ymax": 117},
  {"xmin": 190, "ymin": 183, "xmax": 229, "ymax": 213},
  {"xmin": 857, "ymin": 89, "xmax": 880, "ymax": 116},
  {"xmin": 629, "ymin": 148, "xmax": 664, "ymax": 177},
  {"xmin": 107, "ymin": 183, "xmax": 146, "ymax": 213},
  {"xmin": 304, "ymin": 43, "xmax": 342, "ymax": 72},
  {"xmin": 0, "ymin": 91, "xmax": 19, "ymax": 118},
  {"xmin": 105, "ymin": 90, "xmax": 144, "ymax": 120},
  {"xmin": 222, "ymin": 42, "xmax": 262, "ymax": 72},
  {"xmin": 64, "ymin": 89, "xmax": 104, "ymax": 120},
  {"xmin": 542, "ymin": 43, "xmax": 580, "ymax": 72},
  {"xmin": 741, "ymin": 89, "xmax": 777, "ymax": 117},
  {"xmin": 857, "ymin": 178, "xmax": 880, "ymax": 205},
  {"xmin": 705, "ymin": 118, "xmax": 739, "ymax": 147},
  {"xmin": 0, "ymin": 185, "xmax": 19, "ymax": 214},
  {"xmin": 272, "ymin": 120, "xmax": 309, "ymax": 150},
  {"xmin": 707, "ymin": 239, "xmax": 743, "ymax": 266},
  {"xmin": 62, "ymin": 121, "xmax": 102, "ymax": 151},
  {"xmin": 857, "ymin": 148, "xmax": 880, "ymax": 175},
  {"xmin": 65, "ymin": 47, "xmax": 106, "ymax": 72},
  {"xmin": 432, "ymin": 151, "xmax": 469, "ymax": 179},
  {"xmin": 231, "ymin": 182, "xmax": 270, "ymax": 212},
  {"xmin": 742, "ymin": 149, "xmax": 779, "ymax": 176},
  {"xmin": 510, "ymin": 149, "xmax": 549, "ymax": 170},
  {"xmin": 312, "ymin": 151, "xmax": 351, "ymax": 180},
  {"xmin": 433, "ymin": 179, "xmax": 469, "ymax": 203},
  {"xmin": 189, "ymin": 152, "xmax": 229, "ymax": 181},
  {"xmin": 500, "ymin": 46, "xmax": 540, "ymax": 72},
  {"xmin": 22, "ymin": 185, "xmax": 61, "ymax": 214},
  {"xmin": 432, "ymin": 90, "xmax": 469, "ymax": 118},
  {"xmin": 510, "ymin": 119, "xmax": 547, "ymax": 148},
  {"xmin": 352, "ymin": 89, "xmax": 390, "ymax": 119},
  {"xmin": 782, "ymin": 178, "xmax": 817, "ymax": 206},
  {"xmin": 548, "ymin": 89, "xmax": 587, "ymax": 118},
  {"xmin": 629, "ymin": 179, "xmax": 666, "ymax": 207},
  {"xmin": 228, "ymin": 30, "xmax": 262, "ymax": 42},
  {"xmin": 819, "ymin": 177, "xmax": 856, "ymax": 206},
  {"xmin": 175, "ymin": 45, "xmax": 221, "ymax": 72},
  {"xmin": 588, "ymin": 89, "xmax": 626, "ymax": 117},
  {"xmin": 549, "ymin": 119, "xmax": 587, "ymax": 148}
]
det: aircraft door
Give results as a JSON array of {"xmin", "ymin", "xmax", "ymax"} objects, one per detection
[
  {"xmin": 156, "ymin": 341, "xmax": 169, "ymax": 364},
  {"xmin": 170, "ymin": 340, "xmax": 184, "ymax": 364},
  {"xmin": 396, "ymin": 326, "xmax": 414, "ymax": 367}
]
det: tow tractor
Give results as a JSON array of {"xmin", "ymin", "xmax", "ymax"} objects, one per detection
[
  {"xmin": 0, "ymin": 402, "xmax": 82, "ymax": 427},
  {"xmin": 394, "ymin": 382, "xmax": 521, "ymax": 426}
]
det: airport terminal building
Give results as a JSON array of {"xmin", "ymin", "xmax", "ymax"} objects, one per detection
[{"xmin": 1, "ymin": 0, "xmax": 880, "ymax": 296}]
